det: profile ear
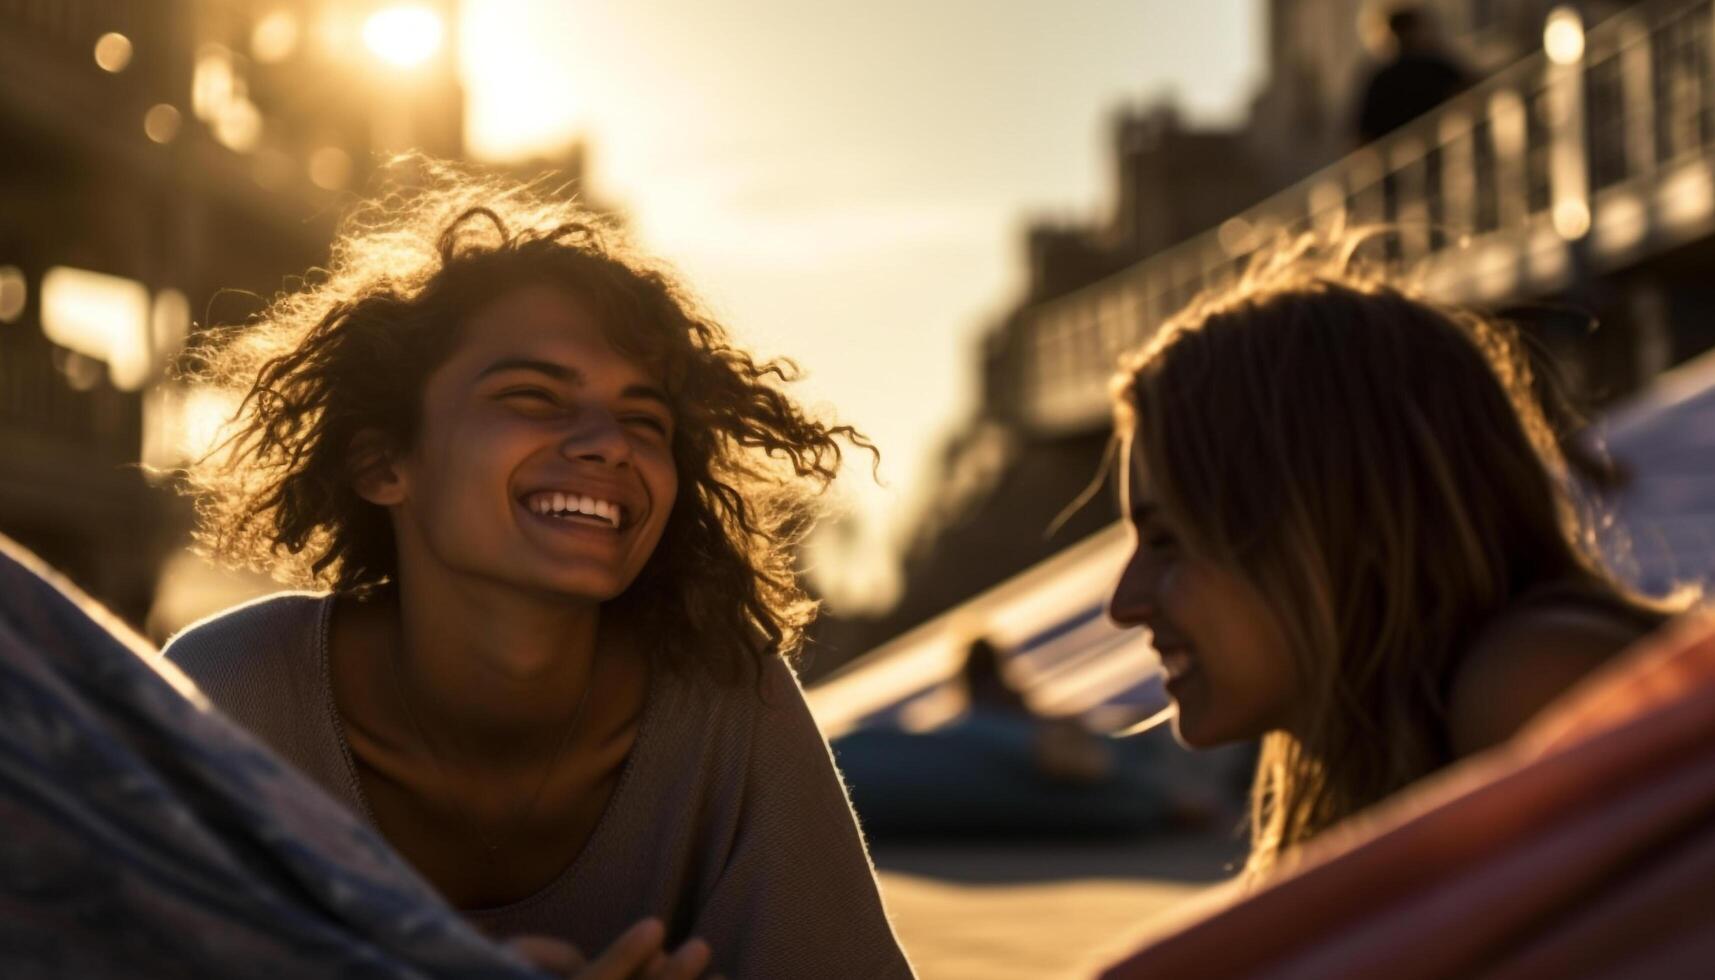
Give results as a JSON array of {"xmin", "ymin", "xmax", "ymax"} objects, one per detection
[{"xmin": 348, "ymin": 429, "xmax": 406, "ymax": 506}]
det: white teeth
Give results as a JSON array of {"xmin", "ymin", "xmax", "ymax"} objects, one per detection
[
  {"xmin": 524, "ymin": 491, "xmax": 624, "ymax": 528},
  {"xmin": 1159, "ymin": 649, "xmax": 1197, "ymax": 682}
]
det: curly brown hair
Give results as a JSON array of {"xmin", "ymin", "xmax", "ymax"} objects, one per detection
[{"xmin": 181, "ymin": 159, "xmax": 875, "ymax": 682}]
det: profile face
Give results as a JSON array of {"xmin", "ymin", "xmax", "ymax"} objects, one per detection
[
  {"xmin": 377, "ymin": 282, "xmax": 679, "ymax": 603},
  {"xmin": 1107, "ymin": 440, "xmax": 1298, "ymax": 748}
]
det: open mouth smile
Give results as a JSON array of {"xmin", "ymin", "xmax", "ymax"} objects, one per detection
[
  {"xmin": 1156, "ymin": 645, "xmax": 1201, "ymax": 688},
  {"xmin": 520, "ymin": 490, "xmax": 627, "ymax": 530}
]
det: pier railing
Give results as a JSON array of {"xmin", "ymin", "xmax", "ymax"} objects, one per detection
[{"xmin": 1020, "ymin": 1, "xmax": 1715, "ymax": 433}]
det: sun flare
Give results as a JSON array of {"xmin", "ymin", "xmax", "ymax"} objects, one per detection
[{"xmin": 363, "ymin": 4, "xmax": 444, "ymax": 68}]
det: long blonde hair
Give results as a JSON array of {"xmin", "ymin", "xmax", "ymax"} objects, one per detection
[{"xmin": 1113, "ymin": 246, "xmax": 1675, "ymax": 878}]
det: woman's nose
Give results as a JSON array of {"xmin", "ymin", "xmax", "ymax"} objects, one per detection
[
  {"xmin": 560, "ymin": 408, "xmax": 632, "ymax": 466},
  {"xmin": 1108, "ymin": 556, "xmax": 1159, "ymax": 630}
]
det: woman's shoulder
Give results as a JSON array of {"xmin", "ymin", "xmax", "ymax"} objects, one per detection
[
  {"xmin": 695, "ymin": 655, "xmax": 811, "ymax": 719},
  {"xmin": 161, "ymin": 592, "xmax": 331, "ymax": 697},
  {"xmin": 655, "ymin": 654, "xmax": 826, "ymax": 759},
  {"xmin": 1447, "ymin": 592, "xmax": 1660, "ymax": 756}
]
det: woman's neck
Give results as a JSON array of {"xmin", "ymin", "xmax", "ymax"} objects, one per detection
[{"xmin": 382, "ymin": 569, "xmax": 605, "ymax": 759}]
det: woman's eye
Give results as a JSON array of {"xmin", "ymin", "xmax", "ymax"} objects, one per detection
[
  {"xmin": 500, "ymin": 388, "xmax": 558, "ymax": 406},
  {"xmin": 625, "ymin": 415, "xmax": 669, "ymax": 436}
]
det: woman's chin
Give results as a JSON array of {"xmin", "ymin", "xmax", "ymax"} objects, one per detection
[{"xmin": 1169, "ymin": 709, "xmax": 1234, "ymax": 750}]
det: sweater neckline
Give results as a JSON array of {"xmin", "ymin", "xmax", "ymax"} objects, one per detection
[{"xmin": 312, "ymin": 593, "xmax": 667, "ymax": 917}]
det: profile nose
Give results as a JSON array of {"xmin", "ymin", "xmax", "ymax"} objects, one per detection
[
  {"xmin": 560, "ymin": 407, "xmax": 632, "ymax": 466},
  {"xmin": 1107, "ymin": 557, "xmax": 1160, "ymax": 631}
]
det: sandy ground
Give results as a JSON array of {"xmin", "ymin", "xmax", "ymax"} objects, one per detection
[{"xmin": 872, "ymin": 830, "xmax": 1245, "ymax": 979}]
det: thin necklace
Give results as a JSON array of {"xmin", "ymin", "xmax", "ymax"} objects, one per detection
[{"xmin": 388, "ymin": 644, "xmax": 597, "ymax": 860}]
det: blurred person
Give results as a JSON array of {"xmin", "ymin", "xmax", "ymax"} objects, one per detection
[
  {"xmin": 960, "ymin": 636, "xmax": 1114, "ymax": 784},
  {"xmin": 1107, "ymin": 241, "xmax": 1689, "ymax": 881},
  {"xmin": 833, "ymin": 637, "xmax": 1220, "ymax": 838},
  {"xmin": 163, "ymin": 161, "xmax": 912, "ymax": 978},
  {"xmin": 1355, "ymin": 5, "xmax": 1472, "ymax": 145}
]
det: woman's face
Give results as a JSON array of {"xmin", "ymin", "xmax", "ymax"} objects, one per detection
[
  {"xmin": 366, "ymin": 283, "xmax": 679, "ymax": 603},
  {"xmin": 1108, "ymin": 440, "xmax": 1299, "ymax": 748}
]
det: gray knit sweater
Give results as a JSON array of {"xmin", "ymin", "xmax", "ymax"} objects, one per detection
[{"xmin": 163, "ymin": 593, "xmax": 913, "ymax": 979}]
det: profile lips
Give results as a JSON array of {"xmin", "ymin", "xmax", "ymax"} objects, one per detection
[{"xmin": 1156, "ymin": 645, "xmax": 1198, "ymax": 683}]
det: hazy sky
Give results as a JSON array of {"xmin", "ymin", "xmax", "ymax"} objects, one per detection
[{"xmin": 460, "ymin": 0, "xmax": 1262, "ymax": 609}]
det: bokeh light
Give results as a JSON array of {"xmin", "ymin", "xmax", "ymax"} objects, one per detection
[
  {"xmin": 1544, "ymin": 8, "xmax": 1585, "ymax": 65},
  {"xmin": 150, "ymin": 288, "xmax": 190, "ymax": 374},
  {"xmin": 40, "ymin": 266, "xmax": 151, "ymax": 391},
  {"xmin": 1554, "ymin": 198, "xmax": 1592, "ymax": 240},
  {"xmin": 141, "ymin": 384, "xmax": 243, "ymax": 474},
  {"xmin": 143, "ymin": 104, "xmax": 182, "ymax": 144},
  {"xmin": 251, "ymin": 9, "xmax": 300, "ymax": 63},
  {"xmin": 192, "ymin": 45, "xmax": 236, "ymax": 121},
  {"xmin": 362, "ymin": 5, "xmax": 444, "ymax": 68},
  {"xmin": 214, "ymin": 98, "xmax": 263, "ymax": 153},
  {"xmin": 308, "ymin": 145, "xmax": 353, "ymax": 189},
  {"xmin": 93, "ymin": 32, "xmax": 133, "ymax": 73},
  {"xmin": 0, "ymin": 266, "xmax": 25, "ymax": 322}
]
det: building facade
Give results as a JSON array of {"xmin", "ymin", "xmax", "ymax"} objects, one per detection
[
  {"xmin": 814, "ymin": 0, "xmax": 1715, "ymax": 670},
  {"xmin": 0, "ymin": 0, "xmax": 463, "ymax": 622}
]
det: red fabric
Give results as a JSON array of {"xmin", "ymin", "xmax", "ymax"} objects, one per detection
[{"xmin": 1100, "ymin": 613, "xmax": 1715, "ymax": 979}]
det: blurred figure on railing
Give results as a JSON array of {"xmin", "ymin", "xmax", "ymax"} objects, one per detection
[
  {"xmin": 1107, "ymin": 240, "xmax": 1692, "ymax": 882},
  {"xmin": 963, "ymin": 636, "xmax": 1114, "ymax": 784},
  {"xmin": 1355, "ymin": 5, "xmax": 1473, "ymax": 145},
  {"xmin": 833, "ymin": 637, "xmax": 1226, "ymax": 840}
]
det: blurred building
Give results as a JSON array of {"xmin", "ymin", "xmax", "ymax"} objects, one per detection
[
  {"xmin": 812, "ymin": 0, "xmax": 1715, "ymax": 675},
  {"xmin": 0, "ymin": 0, "xmax": 463, "ymax": 622}
]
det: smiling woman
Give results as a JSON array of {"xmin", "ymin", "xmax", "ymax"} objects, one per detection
[
  {"xmin": 160, "ymin": 159, "xmax": 910, "ymax": 978},
  {"xmin": 1107, "ymin": 240, "xmax": 1690, "ymax": 884}
]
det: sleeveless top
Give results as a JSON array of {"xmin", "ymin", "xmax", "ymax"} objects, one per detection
[{"xmin": 1436, "ymin": 580, "xmax": 1668, "ymax": 759}]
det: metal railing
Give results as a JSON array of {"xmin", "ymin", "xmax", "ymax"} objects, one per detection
[{"xmin": 1018, "ymin": 0, "xmax": 1715, "ymax": 434}]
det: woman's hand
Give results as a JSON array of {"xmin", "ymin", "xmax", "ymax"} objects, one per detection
[{"xmin": 507, "ymin": 919, "xmax": 714, "ymax": 979}]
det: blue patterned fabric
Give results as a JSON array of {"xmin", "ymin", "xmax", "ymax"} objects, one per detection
[{"xmin": 0, "ymin": 535, "xmax": 541, "ymax": 979}]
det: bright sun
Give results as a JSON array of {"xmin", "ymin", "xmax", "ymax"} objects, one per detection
[
  {"xmin": 363, "ymin": 4, "xmax": 444, "ymax": 68},
  {"xmin": 457, "ymin": 1, "xmax": 583, "ymax": 160}
]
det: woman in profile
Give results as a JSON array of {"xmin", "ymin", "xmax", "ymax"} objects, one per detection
[
  {"xmin": 1105, "ymin": 243, "xmax": 1687, "ymax": 880},
  {"xmin": 164, "ymin": 161, "xmax": 912, "ymax": 978}
]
